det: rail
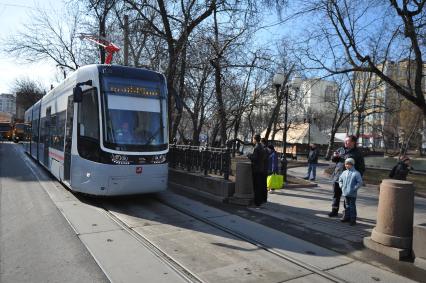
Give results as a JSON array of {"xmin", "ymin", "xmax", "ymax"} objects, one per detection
[{"xmin": 168, "ymin": 144, "xmax": 231, "ymax": 180}]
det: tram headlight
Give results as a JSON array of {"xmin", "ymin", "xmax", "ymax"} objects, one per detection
[
  {"xmin": 152, "ymin": 154, "xmax": 166, "ymax": 164},
  {"xmin": 111, "ymin": 154, "xmax": 130, "ymax": 165}
]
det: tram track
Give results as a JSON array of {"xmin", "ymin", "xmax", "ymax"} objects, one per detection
[
  {"xmin": 94, "ymin": 195, "xmax": 349, "ymax": 283},
  {"xmin": 154, "ymin": 196, "xmax": 348, "ymax": 283},
  {"xmin": 97, "ymin": 199, "xmax": 205, "ymax": 283}
]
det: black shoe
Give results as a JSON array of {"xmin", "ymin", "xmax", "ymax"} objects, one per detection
[
  {"xmin": 328, "ymin": 211, "xmax": 338, "ymax": 217},
  {"xmin": 350, "ymin": 221, "xmax": 356, "ymax": 226},
  {"xmin": 340, "ymin": 218, "xmax": 349, "ymax": 222},
  {"xmin": 310, "ymin": 178, "xmax": 315, "ymax": 181},
  {"xmin": 303, "ymin": 177, "xmax": 309, "ymax": 180}
]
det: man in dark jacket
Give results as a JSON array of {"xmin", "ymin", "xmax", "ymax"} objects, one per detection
[
  {"xmin": 248, "ymin": 134, "xmax": 268, "ymax": 206},
  {"xmin": 389, "ymin": 156, "xmax": 412, "ymax": 180},
  {"xmin": 304, "ymin": 144, "xmax": 319, "ymax": 181},
  {"xmin": 328, "ymin": 135, "xmax": 365, "ymax": 217}
]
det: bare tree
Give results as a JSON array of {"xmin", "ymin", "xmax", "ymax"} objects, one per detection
[
  {"xmin": 124, "ymin": 0, "xmax": 218, "ymax": 141},
  {"xmin": 323, "ymin": 75, "xmax": 353, "ymax": 159},
  {"xmin": 13, "ymin": 78, "xmax": 46, "ymax": 120},
  {"xmin": 299, "ymin": 0, "xmax": 426, "ymax": 117},
  {"xmin": 350, "ymin": 71, "xmax": 387, "ymax": 138},
  {"xmin": 182, "ymin": 41, "xmax": 215, "ymax": 145},
  {"xmin": 2, "ymin": 6, "xmax": 91, "ymax": 71},
  {"xmin": 399, "ymin": 100, "xmax": 423, "ymax": 155},
  {"xmin": 263, "ymin": 65, "xmax": 294, "ymax": 141}
]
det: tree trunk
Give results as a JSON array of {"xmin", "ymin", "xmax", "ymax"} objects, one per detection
[
  {"xmin": 212, "ymin": 8, "xmax": 227, "ymax": 146},
  {"xmin": 325, "ymin": 129, "xmax": 337, "ymax": 160},
  {"xmin": 210, "ymin": 122, "xmax": 220, "ymax": 147}
]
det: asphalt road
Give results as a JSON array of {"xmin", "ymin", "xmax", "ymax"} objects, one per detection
[{"xmin": 0, "ymin": 142, "xmax": 109, "ymax": 283}]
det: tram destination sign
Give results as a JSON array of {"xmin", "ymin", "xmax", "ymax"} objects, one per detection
[{"xmin": 109, "ymin": 85, "xmax": 160, "ymax": 97}]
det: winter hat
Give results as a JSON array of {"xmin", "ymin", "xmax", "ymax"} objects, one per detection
[
  {"xmin": 400, "ymin": 156, "xmax": 410, "ymax": 162},
  {"xmin": 345, "ymin": 158, "xmax": 355, "ymax": 165}
]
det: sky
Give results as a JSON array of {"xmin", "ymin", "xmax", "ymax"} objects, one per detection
[{"xmin": 0, "ymin": 0, "xmax": 62, "ymax": 94}]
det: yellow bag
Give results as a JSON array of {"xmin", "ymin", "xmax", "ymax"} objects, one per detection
[{"xmin": 267, "ymin": 174, "xmax": 284, "ymax": 190}]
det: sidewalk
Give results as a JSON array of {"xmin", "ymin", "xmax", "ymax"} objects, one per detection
[
  {"xmin": 254, "ymin": 166, "xmax": 426, "ymax": 244},
  {"xmin": 241, "ymin": 166, "xmax": 426, "ymax": 279},
  {"xmin": 170, "ymin": 165, "xmax": 426, "ymax": 281}
]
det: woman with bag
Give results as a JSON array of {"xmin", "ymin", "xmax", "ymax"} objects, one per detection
[{"xmin": 267, "ymin": 145, "xmax": 282, "ymax": 191}]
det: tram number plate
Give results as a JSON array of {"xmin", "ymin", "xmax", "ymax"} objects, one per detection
[{"xmin": 136, "ymin": 167, "xmax": 143, "ymax": 174}]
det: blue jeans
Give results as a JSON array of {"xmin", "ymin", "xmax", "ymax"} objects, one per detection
[
  {"xmin": 343, "ymin": 197, "xmax": 357, "ymax": 222},
  {"xmin": 306, "ymin": 163, "xmax": 317, "ymax": 179}
]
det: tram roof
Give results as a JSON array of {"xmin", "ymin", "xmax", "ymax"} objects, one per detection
[{"xmin": 26, "ymin": 64, "xmax": 166, "ymax": 114}]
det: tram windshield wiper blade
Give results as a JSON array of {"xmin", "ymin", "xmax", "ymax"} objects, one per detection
[{"xmin": 144, "ymin": 127, "xmax": 162, "ymax": 145}]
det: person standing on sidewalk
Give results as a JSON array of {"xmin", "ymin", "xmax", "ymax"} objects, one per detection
[
  {"xmin": 267, "ymin": 144, "xmax": 279, "ymax": 192},
  {"xmin": 260, "ymin": 138, "xmax": 270, "ymax": 202},
  {"xmin": 248, "ymin": 134, "xmax": 268, "ymax": 207},
  {"xmin": 389, "ymin": 156, "xmax": 412, "ymax": 180},
  {"xmin": 304, "ymin": 144, "xmax": 319, "ymax": 181},
  {"xmin": 339, "ymin": 158, "xmax": 363, "ymax": 225},
  {"xmin": 328, "ymin": 135, "xmax": 365, "ymax": 217}
]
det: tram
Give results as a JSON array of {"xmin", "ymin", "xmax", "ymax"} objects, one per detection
[
  {"xmin": 24, "ymin": 64, "xmax": 169, "ymax": 195},
  {"xmin": 12, "ymin": 122, "xmax": 28, "ymax": 142},
  {"xmin": 0, "ymin": 122, "xmax": 12, "ymax": 140}
]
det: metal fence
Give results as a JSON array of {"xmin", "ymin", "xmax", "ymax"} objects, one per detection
[{"xmin": 168, "ymin": 144, "xmax": 231, "ymax": 180}]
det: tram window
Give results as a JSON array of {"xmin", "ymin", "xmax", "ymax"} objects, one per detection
[
  {"xmin": 78, "ymin": 88, "xmax": 99, "ymax": 140},
  {"xmin": 50, "ymin": 114, "xmax": 57, "ymax": 147},
  {"xmin": 32, "ymin": 118, "xmax": 39, "ymax": 142},
  {"xmin": 77, "ymin": 88, "xmax": 101, "ymax": 162},
  {"xmin": 50, "ymin": 111, "xmax": 66, "ymax": 150}
]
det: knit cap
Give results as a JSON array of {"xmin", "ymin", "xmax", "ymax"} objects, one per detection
[{"xmin": 345, "ymin": 157, "xmax": 355, "ymax": 165}]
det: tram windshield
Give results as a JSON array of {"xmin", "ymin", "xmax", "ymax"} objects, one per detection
[
  {"xmin": 0, "ymin": 123, "xmax": 11, "ymax": 132},
  {"xmin": 102, "ymin": 76, "xmax": 167, "ymax": 152},
  {"xmin": 15, "ymin": 124, "xmax": 25, "ymax": 132}
]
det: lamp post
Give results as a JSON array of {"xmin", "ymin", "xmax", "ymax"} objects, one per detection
[
  {"xmin": 273, "ymin": 73, "xmax": 288, "ymax": 181},
  {"xmin": 306, "ymin": 115, "xmax": 311, "ymax": 146}
]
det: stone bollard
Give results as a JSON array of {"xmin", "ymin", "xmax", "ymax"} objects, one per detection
[
  {"xmin": 228, "ymin": 162, "xmax": 254, "ymax": 206},
  {"xmin": 413, "ymin": 224, "xmax": 426, "ymax": 269},
  {"xmin": 364, "ymin": 179, "xmax": 415, "ymax": 260}
]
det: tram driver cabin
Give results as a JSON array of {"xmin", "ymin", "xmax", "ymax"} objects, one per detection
[
  {"xmin": 24, "ymin": 64, "xmax": 169, "ymax": 196},
  {"xmin": 0, "ymin": 112, "xmax": 13, "ymax": 140}
]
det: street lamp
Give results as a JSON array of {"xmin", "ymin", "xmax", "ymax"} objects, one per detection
[
  {"xmin": 306, "ymin": 114, "xmax": 313, "ymax": 146},
  {"xmin": 273, "ymin": 73, "xmax": 288, "ymax": 181}
]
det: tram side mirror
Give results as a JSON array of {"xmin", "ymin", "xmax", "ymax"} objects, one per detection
[
  {"xmin": 73, "ymin": 80, "xmax": 92, "ymax": 103},
  {"xmin": 73, "ymin": 86, "xmax": 83, "ymax": 103}
]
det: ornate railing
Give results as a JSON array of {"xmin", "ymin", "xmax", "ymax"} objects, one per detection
[{"xmin": 168, "ymin": 144, "xmax": 231, "ymax": 180}]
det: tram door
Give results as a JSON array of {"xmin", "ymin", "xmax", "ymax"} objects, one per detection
[
  {"xmin": 43, "ymin": 107, "xmax": 51, "ymax": 166},
  {"xmin": 64, "ymin": 96, "xmax": 74, "ymax": 182}
]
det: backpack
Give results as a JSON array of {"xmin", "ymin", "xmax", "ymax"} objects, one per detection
[{"xmin": 389, "ymin": 164, "xmax": 398, "ymax": 178}]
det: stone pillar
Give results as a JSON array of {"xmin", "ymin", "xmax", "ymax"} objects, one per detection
[
  {"xmin": 364, "ymin": 179, "xmax": 415, "ymax": 260},
  {"xmin": 229, "ymin": 162, "xmax": 254, "ymax": 206}
]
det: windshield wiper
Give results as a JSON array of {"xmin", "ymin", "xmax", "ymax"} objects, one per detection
[{"xmin": 144, "ymin": 127, "xmax": 162, "ymax": 145}]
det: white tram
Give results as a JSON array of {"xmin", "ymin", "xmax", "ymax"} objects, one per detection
[{"xmin": 24, "ymin": 65, "xmax": 169, "ymax": 195}]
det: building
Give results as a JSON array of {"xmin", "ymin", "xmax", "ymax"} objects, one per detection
[
  {"xmin": 289, "ymin": 76, "xmax": 340, "ymax": 133},
  {"xmin": 257, "ymin": 76, "xmax": 339, "ymax": 121},
  {"xmin": 0, "ymin": 93, "xmax": 16, "ymax": 116},
  {"xmin": 351, "ymin": 60, "xmax": 425, "ymax": 150},
  {"xmin": 291, "ymin": 76, "xmax": 339, "ymax": 116}
]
